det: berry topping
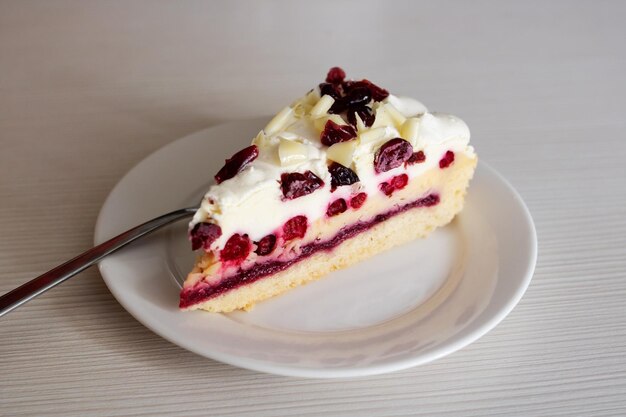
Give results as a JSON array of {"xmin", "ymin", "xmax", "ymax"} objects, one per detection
[
  {"xmin": 344, "ymin": 86, "xmax": 371, "ymax": 108},
  {"xmin": 328, "ymin": 162, "xmax": 359, "ymax": 190},
  {"xmin": 326, "ymin": 67, "xmax": 346, "ymax": 84},
  {"xmin": 319, "ymin": 82, "xmax": 341, "ymax": 100},
  {"xmin": 220, "ymin": 233, "xmax": 252, "ymax": 263},
  {"xmin": 214, "ymin": 145, "xmax": 259, "ymax": 184},
  {"xmin": 350, "ymin": 192, "xmax": 368, "ymax": 209},
  {"xmin": 344, "ymin": 79, "xmax": 389, "ymax": 102},
  {"xmin": 439, "ymin": 151, "xmax": 455, "ymax": 169},
  {"xmin": 280, "ymin": 171, "xmax": 325, "ymax": 200},
  {"xmin": 320, "ymin": 120, "xmax": 357, "ymax": 146},
  {"xmin": 326, "ymin": 198, "xmax": 348, "ymax": 217},
  {"xmin": 283, "ymin": 216, "xmax": 308, "ymax": 240},
  {"xmin": 374, "ymin": 138, "xmax": 413, "ymax": 173},
  {"xmin": 407, "ymin": 150, "xmax": 426, "ymax": 165},
  {"xmin": 189, "ymin": 222, "xmax": 222, "ymax": 251},
  {"xmin": 347, "ymin": 106, "xmax": 375, "ymax": 128},
  {"xmin": 379, "ymin": 174, "xmax": 409, "ymax": 196},
  {"xmin": 255, "ymin": 234, "xmax": 277, "ymax": 256}
]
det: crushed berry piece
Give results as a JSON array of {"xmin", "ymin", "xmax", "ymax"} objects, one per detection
[
  {"xmin": 319, "ymin": 82, "xmax": 341, "ymax": 100},
  {"xmin": 255, "ymin": 234, "xmax": 277, "ymax": 256},
  {"xmin": 392, "ymin": 174, "xmax": 408, "ymax": 190},
  {"xmin": 350, "ymin": 192, "xmax": 368, "ymax": 209},
  {"xmin": 328, "ymin": 97, "xmax": 348, "ymax": 114},
  {"xmin": 344, "ymin": 79, "xmax": 389, "ymax": 102},
  {"xmin": 379, "ymin": 181, "xmax": 395, "ymax": 196},
  {"xmin": 280, "ymin": 171, "xmax": 324, "ymax": 200},
  {"xmin": 344, "ymin": 86, "xmax": 371, "ymax": 108},
  {"xmin": 439, "ymin": 151, "xmax": 455, "ymax": 169},
  {"xmin": 407, "ymin": 150, "xmax": 426, "ymax": 165},
  {"xmin": 347, "ymin": 106, "xmax": 375, "ymax": 127},
  {"xmin": 328, "ymin": 162, "xmax": 359, "ymax": 190},
  {"xmin": 220, "ymin": 233, "xmax": 252, "ymax": 263},
  {"xmin": 283, "ymin": 216, "xmax": 308, "ymax": 240},
  {"xmin": 320, "ymin": 120, "xmax": 357, "ymax": 146},
  {"xmin": 189, "ymin": 222, "xmax": 222, "ymax": 251},
  {"xmin": 326, "ymin": 198, "xmax": 347, "ymax": 217},
  {"xmin": 374, "ymin": 138, "xmax": 413, "ymax": 173},
  {"xmin": 214, "ymin": 145, "xmax": 259, "ymax": 184},
  {"xmin": 326, "ymin": 67, "xmax": 346, "ymax": 84}
]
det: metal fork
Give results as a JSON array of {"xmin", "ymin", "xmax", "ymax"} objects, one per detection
[{"xmin": 0, "ymin": 207, "xmax": 197, "ymax": 317}]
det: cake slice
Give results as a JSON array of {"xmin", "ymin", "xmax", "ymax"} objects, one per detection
[{"xmin": 180, "ymin": 67, "xmax": 477, "ymax": 312}]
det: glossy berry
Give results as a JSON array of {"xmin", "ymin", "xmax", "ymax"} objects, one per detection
[
  {"xmin": 439, "ymin": 151, "xmax": 455, "ymax": 169},
  {"xmin": 190, "ymin": 222, "xmax": 222, "ymax": 251},
  {"xmin": 344, "ymin": 86, "xmax": 371, "ymax": 108},
  {"xmin": 350, "ymin": 192, "xmax": 367, "ymax": 209},
  {"xmin": 280, "ymin": 171, "xmax": 324, "ymax": 200},
  {"xmin": 407, "ymin": 150, "xmax": 426, "ymax": 165},
  {"xmin": 283, "ymin": 216, "xmax": 308, "ymax": 240},
  {"xmin": 374, "ymin": 138, "xmax": 413, "ymax": 173},
  {"xmin": 328, "ymin": 162, "xmax": 359, "ymax": 190},
  {"xmin": 326, "ymin": 199, "xmax": 347, "ymax": 217},
  {"xmin": 255, "ymin": 234, "xmax": 277, "ymax": 256},
  {"xmin": 326, "ymin": 67, "xmax": 346, "ymax": 84},
  {"xmin": 344, "ymin": 79, "xmax": 389, "ymax": 102},
  {"xmin": 347, "ymin": 106, "xmax": 375, "ymax": 128},
  {"xmin": 320, "ymin": 120, "xmax": 357, "ymax": 146},
  {"xmin": 319, "ymin": 82, "xmax": 341, "ymax": 100},
  {"xmin": 214, "ymin": 145, "xmax": 259, "ymax": 184},
  {"xmin": 392, "ymin": 174, "xmax": 408, "ymax": 190},
  {"xmin": 220, "ymin": 233, "xmax": 252, "ymax": 263}
]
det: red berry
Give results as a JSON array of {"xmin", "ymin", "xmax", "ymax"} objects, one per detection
[
  {"xmin": 319, "ymin": 82, "xmax": 341, "ymax": 100},
  {"xmin": 320, "ymin": 120, "xmax": 357, "ymax": 146},
  {"xmin": 344, "ymin": 79, "xmax": 389, "ymax": 102},
  {"xmin": 326, "ymin": 199, "xmax": 347, "ymax": 217},
  {"xmin": 255, "ymin": 234, "xmax": 277, "ymax": 256},
  {"xmin": 379, "ymin": 182, "xmax": 395, "ymax": 196},
  {"xmin": 344, "ymin": 86, "xmax": 371, "ymax": 108},
  {"xmin": 189, "ymin": 222, "xmax": 222, "ymax": 251},
  {"xmin": 392, "ymin": 174, "xmax": 408, "ymax": 190},
  {"xmin": 326, "ymin": 67, "xmax": 346, "ymax": 84},
  {"xmin": 350, "ymin": 192, "xmax": 367, "ymax": 209},
  {"xmin": 328, "ymin": 162, "xmax": 359, "ymax": 190},
  {"xmin": 214, "ymin": 145, "xmax": 259, "ymax": 184},
  {"xmin": 220, "ymin": 234, "xmax": 252, "ymax": 263},
  {"xmin": 374, "ymin": 138, "xmax": 413, "ymax": 173},
  {"xmin": 439, "ymin": 151, "xmax": 455, "ymax": 169},
  {"xmin": 407, "ymin": 150, "xmax": 426, "ymax": 165},
  {"xmin": 280, "ymin": 171, "xmax": 325, "ymax": 200},
  {"xmin": 347, "ymin": 106, "xmax": 375, "ymax": 128},
  {"xmin": 283, "ymin": 216, "xmax": 308, "ymax": 240}
]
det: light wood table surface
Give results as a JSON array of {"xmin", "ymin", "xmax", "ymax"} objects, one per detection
[{"xmin": 1, "ymin": 1, "xmax": 625, "ymax": 416}]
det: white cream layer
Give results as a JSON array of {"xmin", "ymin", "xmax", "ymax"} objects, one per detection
[{"xmin": 191, "ymin": 93, "xmax": 474, "ymax": 250}]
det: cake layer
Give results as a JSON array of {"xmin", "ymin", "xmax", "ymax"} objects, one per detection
[{"xmin": 181, "ymin": 153, "xmax": 476, "ymax": 312}]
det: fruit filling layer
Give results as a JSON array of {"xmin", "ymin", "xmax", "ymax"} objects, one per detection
[{"xmin": 180, "ymin": 192, "xmax": 439, "ymax": 308}]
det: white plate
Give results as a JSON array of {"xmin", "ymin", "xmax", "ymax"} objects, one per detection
[{"xmin": 95, "ymin": 118, "xmax": 537, "ymax": 378}]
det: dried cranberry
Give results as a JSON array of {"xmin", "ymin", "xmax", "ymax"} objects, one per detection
[
  {"xmin": 374, "ymin": 138, "xmax": 413, "ymax": 173},
  {"xmin": 407, "ymin": 150, "xmax": 426, "ymax": 165},
  {"xmin": 326, "ymin": 67, "xmax": 346, "ymax": 84},
  {"xmin": 344, "ymin": 86, "xmax": 371, "ymax": 108},
  {"xmin": 319, "ymin": 82, "xmax": 341, "ymax": 100},
  {"xmin": 214, "ymin": 145, "xmax": 258, "ymax": 184},
  {"xmin": 392, "ymin": 174, "xmax": 408, "ymax": 190},
  {"xmin": 347, "ymin": 106, "xmax": 375, "ymax": 127},
  {"xmin": 439, "ymin": 151, "xmax": 455, "ymax": 169},
  {"xmin": 350, "ymin": 192, "xmax": 368, "ymax": 209},
  {"xmin": 220, "ymin": 233, "xmax": 252, "ymax": 263},
  {"xmin": 344, "ymin": 79, "xmax": 389, "ymax": 102},
  {"xmin": 283, "ymin": 216, "xmax": 308, "ymax": 240},
  {"xmin": 328, "ymin": 162, "xmax": 359, "ymax": 190},
  {"xmin": 328, "ymin": 97, "xmax": 348, "ymax": 114},
  {"xmin": 280, "ymin": 171, "xmax": 324, "ymax": 200},
  {"xmin": 189, "ymin": 222, "xmax": 222, "ymax": 251},
  {"xmin": 255, "ymin": 234, "xmax": 277, "ymax": 256},
  {"xmin": 320, "ymin": 120, "xmax": 357, "ymax": 146},
  {"xmin": 326, "ymin": 199, "xmax": 347, "ymax": 217}
]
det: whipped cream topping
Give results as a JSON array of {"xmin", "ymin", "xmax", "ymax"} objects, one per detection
[{"xmin": 192, "ymin": 89, "xmax": 473, "ymax": 250}]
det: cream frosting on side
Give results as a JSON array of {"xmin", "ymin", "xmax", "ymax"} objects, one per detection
[{"xmin": 191, "ymin": 90, "xmax": 473, "ymax": 250}]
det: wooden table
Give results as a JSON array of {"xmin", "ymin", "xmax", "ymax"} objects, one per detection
[{"xmin": 2, "ymin": 1, "xmax": 625, "ymax": 415}]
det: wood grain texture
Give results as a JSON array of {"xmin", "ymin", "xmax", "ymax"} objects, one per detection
[{"xmin": 1, "ymin": 0, "xmax": 625, "ymax": 416}]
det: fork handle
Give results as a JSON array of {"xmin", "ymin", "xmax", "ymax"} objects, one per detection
[{"xmin": 0, "ymin": 207, "xmax": 196, "ymax": 318}]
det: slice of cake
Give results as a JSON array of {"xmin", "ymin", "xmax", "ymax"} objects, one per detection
[{"xmin": 180, "ymin": 67, "xmax": 477, "ymax": 312}]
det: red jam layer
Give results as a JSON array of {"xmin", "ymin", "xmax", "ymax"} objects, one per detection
[{"xmin": 179, "ymin": 193, "xmax": 440, "ymax": 308}]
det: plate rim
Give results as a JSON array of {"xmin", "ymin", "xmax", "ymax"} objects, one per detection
[{"xmin": 95, "ymin": 120, "xmax": 537, "ymax": 378}]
